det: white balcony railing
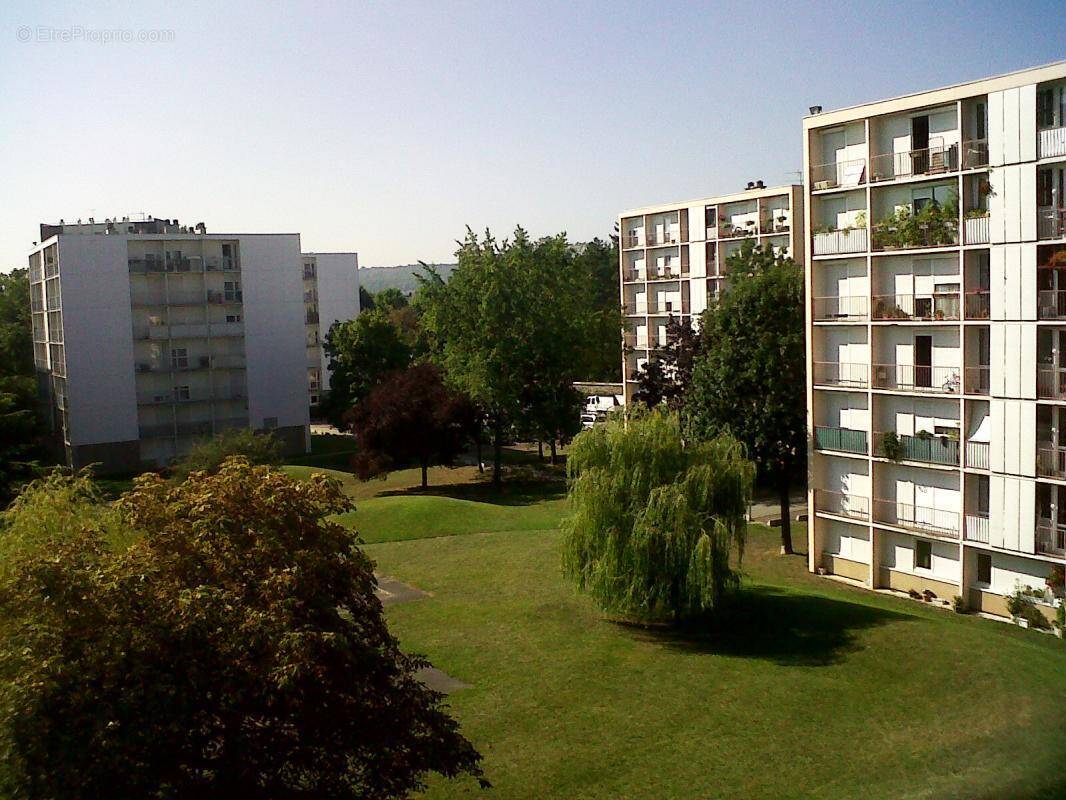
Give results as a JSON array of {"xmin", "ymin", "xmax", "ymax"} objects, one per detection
[
  {"xmin": 872, "ymin": 364, "xmax": 961, "ymax": 394},
  {"xmin": 1039, "ymin": 208, "xmax": 1066, "ymax": 240},
  {"xmin": 873, "ymin": 498, "xmax": 960, "ymax": 540},
  {"xmin": 812, "ymin": 295, "xmax": 868, "ymax": 321},
  {"xmin": 965, "ymin": 513, "xmax": 990, "ymax": 543},
  {"xmin": 1039, "ymin": 126, "xmax": 1066, "ymax": 159},
  {"xmin": 812, "ymin": 228, "xmax": 868, "ymax": 256},
  {"xmin": 966, "ymin": 441, "xmax": 990, "ymax": 470},
  {"xmin": 810, "ymin": 158, "xmax": 867, "ymax": 190},
  {"xmin": 812, "ymin": 361, "xmax": 868, "ymax": 388},
  {"xmin": 813, "ymin": 489, "xmax": 870, "ymax": 521},
  {"xmin": 964, "ymin": 214, "xmax": 990, "ymax": 244}
]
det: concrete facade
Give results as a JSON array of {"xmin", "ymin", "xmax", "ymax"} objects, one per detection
[{"xmin": 301, "ymin": 252, "xmax": 360, "ymax": 407}]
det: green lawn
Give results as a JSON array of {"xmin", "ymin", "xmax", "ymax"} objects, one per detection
[{"xmin": 361, "ymin": 515, "xmax": 1066, "ymax": 799}]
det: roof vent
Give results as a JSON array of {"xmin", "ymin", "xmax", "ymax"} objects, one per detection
[
  {"xmin": 746, "ymin": 181, "xmax": 755, "ymax": 190},
  {"xmin": 755, "ymin": 179, "xmax": 765, "ymax": 189},
  {"xmin": 809, "ymin": 105, "xmax": 823, "ymax": 115}
]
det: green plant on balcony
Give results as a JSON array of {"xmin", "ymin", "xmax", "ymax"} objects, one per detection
[
  {"xmin": 873, "ymin": 197, "xmax": 959, "ymax": 250},
  {"xmin": 1047, "ymin": 564, "xmax": 1065, "ymax": 598},
  {"xmin": 965, "ymin": 208, "xmax": 990, "ymax": 219},
  {"xmin": 880, "ymin": 431, "xmax": 905, "ymax": 461},
  {"xmin": 1006, "ymin": 588, "xmax": 1052, "ymax": 630},
  {"xmin": 812, "ymin": 223, "xmax": 836, "ymax": 235}
]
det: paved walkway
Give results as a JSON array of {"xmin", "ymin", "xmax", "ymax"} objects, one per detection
[{"xmin": 748, "ymin": 494, "xmax": 807, "ymax": 524}]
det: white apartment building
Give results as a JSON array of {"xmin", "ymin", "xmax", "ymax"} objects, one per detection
[
  {"xmin": 29, "ymin": 216, "xmax": 315, "ymax": 472},
  {"xmin": 804, "ymin": 61, "xmax": 1066, "ymax": 623},
  {"xmin": 301, "ymin": 252, "xmax": 360, "ymax": 408},
  {"xmin": 619, "ymin": 182, "xmax": 805, "ymax": 401}
]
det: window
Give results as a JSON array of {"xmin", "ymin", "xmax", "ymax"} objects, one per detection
[
  {"xmin": 171, "ymin": 348, "xmax": 188, "ymax": 369},
  {"xmin": 173, "ymin": 385, "xmax": 190, "ymax": 401},
  {"xmin": 226, "ymin": 314, "xmax": 241, "ymax": 323},
  {"xmin": 975, "ymin": 102, "xmax": 986, "ymax": 141},
  {"xmin": 915, "ymin": 540, "xmax": 932, "ymax": 570},
  {"xmin": 977, "ymin": 552, "xmax": 992, "ymax": 584},
  {"xmin": 1038, "ymin": 169, "xmax": 1054, "ymax": 207}
]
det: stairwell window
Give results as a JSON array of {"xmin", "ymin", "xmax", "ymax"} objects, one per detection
[{"xmin": 915, "ymin": 540, "xmax": 932, "ymax": 570}]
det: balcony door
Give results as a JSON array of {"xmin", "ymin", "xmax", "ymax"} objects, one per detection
[{"xmin": 915, "ymin": 335, "xmax": 933, "ymax": 388}]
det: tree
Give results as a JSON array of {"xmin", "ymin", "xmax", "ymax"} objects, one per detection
[
  {"xmin": 322, "ymin": 310, "xmax": 413, "ymax": 428},
  {"xmin": 561, "ymin": 406, "xmax": 753, "ymax": 622},
  {"xmin": 631, "ymin": 316, "xmax": 703, "ymax": 410},
  {"xmin": 0, "ymin": 269, "xmax": 41, "ymax": 503},
  {"xmin": 686, "ymin": 240, "xmax": 806, "ymax": 555},
  {"xmin": 0, "ymin": 459, "xmax": 485, "ymax": 798},
  {"xmin": 345, "ymin": 363, "xmax": 476, "ymax": 488},
  {"xmin": 0, "ymin": 269, "xmax": 33, "ymax": 377},
  {"xmin": 359, "ymin": 285, "xmax": 376, "ymax": 311},
  {"xmin": 373, "ymin": 287, "xmax": 409, "ymax": 312},
  {"xmin": 169, "ymin": 427, "xmax": 283, "ymax": 481},
  {"xmin": 571, "ymin": 238, "xmax": 622, "ymax": 382}
]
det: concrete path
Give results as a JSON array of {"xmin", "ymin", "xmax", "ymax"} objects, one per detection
[{"xmin": 748, "ymin": 494, "xmax": 807, "ymax": 524}]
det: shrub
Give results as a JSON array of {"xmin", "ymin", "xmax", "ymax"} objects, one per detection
[
  {"xmin": 561, "ymin": 406, "xmax": 754, "ymax": 623},
  {"xmin": 0, "ymin": 458, "xmax": 485, "ymax": 798},
  {"xmin": 1006, "ymin": 588, "xmax": 1052, "ymax": 630},
  {"xmin": 952, "ymin": 595, "xmax": 967, "ymax": 614},
  {"xmin": 881, "ymin": 431, "xmax": 905, "ymax": 461},
  {"xmin": 170, "ymin": 428, "xmax": 283, "ymax": 480}
]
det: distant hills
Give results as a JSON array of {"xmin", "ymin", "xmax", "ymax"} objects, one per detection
[{"xmin": 360, "ymin": 263, "xmax": 456, "ymax": 295}]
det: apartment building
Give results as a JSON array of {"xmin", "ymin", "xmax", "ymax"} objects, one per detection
[
  {"xmin": 619, "ymin": 183, "xmax": 805, "ymax": 401},
  {"xmin": 804, "ymin": 61, "xmax": 1066, "ymax": 623},
  {"xmin": 29, "ymin": 217, "xmax": 314, "ymax": 472},
  {"xmin": 301, "ymin": 252, "xmax": 360, "ymax": 408}
]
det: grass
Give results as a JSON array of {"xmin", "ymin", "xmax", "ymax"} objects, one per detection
[{"xmin": 345, "ymin": 473, "xmax": 1066, "ymax": 799}]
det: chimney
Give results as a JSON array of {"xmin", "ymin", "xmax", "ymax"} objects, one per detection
[
  {"xmin": 756, "ymin": 179, "xmax": 765, "ymax": 189},
  {"xmin": 809, "ymin": 105, "xmax": 823, "ymax": 115},
  {"xmin": 746, "ymin": 181, "xmax": 755, "ymax": 190}
]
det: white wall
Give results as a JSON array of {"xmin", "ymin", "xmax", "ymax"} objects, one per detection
[
  {"xmin": 989, "ymin": 399, "xmax": 1036, "ymax": 476},
  {"xmin": 880, "ymin": 530, "xmax": 960, "ymax": 584},
  {"xmin": 821, "ymin": 518, "xmax": 871, "ymax": 562},
  {"xmin": 988, "ymin": 85, "xmax": 1037, "ymax": 167},
  {"xmin": 58, "ymin": 235, "xmax": 139, "ymax": 446},
  {"xmin": 308, "ymin": 252, "xmax": 360, "ymax": 390},
  {"xmin": 979, "ymin": 550, "xmax": 1052, "ymax": 596},
  {"xmin": 989, "ymin": 165, "xmax": 1038, "ymax": 243},
  {"xmin": 239, "ymin": 234, "xmax": 311, "ymax": 442},
  {"xmin": 988, "ymin": 475, "xmax": 1036, "ymax": 553},
  {"xmin": 989, "ymin": 323, "xmax": 1036, "ymax": 398},
  {"xmin": 989, "ymin": 244, "xmax": 1037, "ymax": 319}
]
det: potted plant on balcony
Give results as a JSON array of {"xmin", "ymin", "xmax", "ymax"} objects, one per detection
[{"xmin": 880, "ymin": 431, "xmax": 905, "ymax": 461}]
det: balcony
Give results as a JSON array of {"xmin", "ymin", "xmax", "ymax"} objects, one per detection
[
  {"xmin": 623, "ymin": 233, "xmax": 644, "ymax": 249},
  {"xmin": 966, "ymin": 441, "xmax": 990, "ymax": 469},
  {"xmin": 965, "ymin": 513, "xmax": 990, "ymax": 543},
  {"xmin": 718, "ymin": 222, "xmax": 757, "ymax": 240},
  {"xmin": 810, "ymin": 158, "xmax": 867, "ymax": 191},
  {"xmin": 1037, "ymin": 445, "xmax": 1066, "ymax": 479},
  {"xmin": 207, "ymin": 290, "xmax": 243, "ymax": 305},
  {"xmin": 812, "ymin": 361, "xmax": 868, "ymax": 388},
  {"xmin": 871, "ymin": 292, "xmax": 960, "ymax": 322},
  {"xmin": 872, "ymin": 220, "xmax": 959, "ymax": 252},
  {"xmin": 964, "ymin": 366, "xmax": 990, "ymax": 395},
  {"xmin": 813, "ymin": 426, "xmax": 868, "ymax": 455},
  {"xmin": 874, "ymin": 431, "xmax": 960, "ymax": 466},
  {"xmin": 646, "ymin": 232, "xmax": 679, "ymax": 247},
  {"xmin": 1039, "ymin": 126, "xmax": 1066, "ymax": 159},
  {"xmin": 964, "ymin": 291, "xmax": 990, "ymax": 320},
  {"xmin": 872, "ymin": 364, "xmax": 961, "ymax": 394},
  {"xmin": 812, "ymin": 296, "xmax": 867, "ymax": 321},
  {"xmin": 1036, "ymin": 521, "xmax": 1066, "ymax": 557},
  {"xmin": 812, "ymin": 228, "xmax": 868, "ymax": 256},
  {"xmin": 964, "ymin": 214, "xmax": 990, "ymax": 245},
  {"xmin": 872, "ymin": 498, "xmax": 960, "ymax": 540},
  {"xmin": 622, "ymin": 269, "xmax": 644, "ymax": 283},
  {"xmin": 1037, "ymin": 367, "xmax": 1066, "ymax": 400},
  {"xmin": 813, "ymin": 489, "xmax": 870, "ymax": 521},
  {"xmin": 1039, "ymin": 208, "xmax": 1066, "ymax": 240},
  {"xmin": 1038, "ymin": 290, "xmax": 1066, "ymax": 319},
  {"xmin": 869, "ymin": 142, "xmax": 959, "ymax": 183},
  {"xmin": 961, "ymin": 139, "xmax": 989, "ymax": 170}
]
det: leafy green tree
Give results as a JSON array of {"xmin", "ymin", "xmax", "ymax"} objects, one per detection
[
  {"xmin": 359, "ymin": 285, "xmax": 376, "ymax": 312},
  {"xmin": 631, "ymin": 316, "xmax": 703, "ymax": 410},
  {"xmin": 686, "ymin": 241, "xmax": 806, "ymax": 554},
  {"xmin": 0, "ymin": 269, "xmax": 41, "ymax": 503},
  {"xmin": 0, "ymin": 269, "xmax": 33, "ymax": 377},
  {"xmin": 571, "ymin": 238, "xmax": 622, "ymax": 382},
  {"xmin": 169, "ymin": 427, "xmax": 283, "ymax": 480},
  {"xmin": 561, "ymin": 406, "xmax": 753, "ymax": 622},
  {"xmin": 322, "ymin": 310, "xmax": 413, "ymax": 427},
  {"xmin": 0, "ymin": 459, "xmax": 485, "ymax": 799},
  {"xmin": 373, "ymin": 287, "xmax": 409, "ymax": 312}
]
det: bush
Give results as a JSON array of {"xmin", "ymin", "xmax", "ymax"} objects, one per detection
[
  {"xmin": 561, "ymin": 405, "xmax": 753, "ymax": 623},
  {"xmin": 170, "ymin": 428, "xmax": 283, "ymax": 480},
  {"xmin": 1006, "ymin": 589, "xmax": 1052, "ymax": 631},
  {"xmin": 952, "ymin": 595, "xmax": 967, "ymax": 614},
  {"xmin": 0, "ymin": 458, "xmax": 485, "ymax": 798}
]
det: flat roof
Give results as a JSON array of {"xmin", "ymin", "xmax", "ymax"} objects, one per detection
[{"xmin": 619, "ymin": 183, "xmax": 800, "ymax": 218}]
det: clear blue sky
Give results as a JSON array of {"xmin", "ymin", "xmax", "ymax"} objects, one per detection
[{"xmin": 0, "ymin": 0, "xmax": 1062, "ymax": 269}]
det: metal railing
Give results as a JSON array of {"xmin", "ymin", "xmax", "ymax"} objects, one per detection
[
  {"xmin": 869, "ymin": 142, "xmax": 959, "ymax": 182},
  {"xmin": 871, "ymin": 221, "xmax": 959, "ymax": 251},
  {"xmin": 1037, "ymin": 445, "xmax": 1066, "ymax": 478},
  {"xmin": 873, "ymin": 498, "xmax": 960, "ymax": 539},
  {"xmin": 872, "ymin": 364, "xmax": 961, "ymax": 394},
  {"xmin": 874, "ymin": 431, "xmax": 960, "ymax": 465},
  {"xmin": 646, "ymin": 232, "xmax": 679, "ymax": 247},
  {"xmin": 1038, "ymin": 208, "xmax": 1066, "ymax": 240},
  {"xmin": 812, "ymin": 295, "xmax": 868, "ymax": 320},
  {"xmin": 965, "ymin": 513, "xmax": 990, "ymax": 543},
  {"xmin": 871, "ymin": 292, "xmax": 960, "ymax": 321},
  {"xmin": 961, "ymin": 139, "xmax": 989, "ymax": 170},
  {"xmin": 812, "ymin": 228, "xmax": 868, "ymax": 256},
  {"xmin": 964, "ymin": 291, "xmax": 990, "ymax": 319},
  {"xmin": 964, "ymin": 366, "xmax": 990, "ymax": 395},
  {"xmin": 966, "ymin": 441, "xmax": 990, "ymax": 469},
  {"xmin": 810, "ymin": 157, "xmax": 867, "ymax": 190},
  {"xmin": 812, "ymin": 361, "xmax": 868, "ymax": 387},
  {"xmin": 1037, "ymin": 290, "xmax": 1066, "ymax": 320},
  {"xmin": 814, "ymin": 426, "xmax": 868, "ymax": 454},
  {"xmin": 1038, "ymin": 126, "xmax": 1066, "ymax": 159},
  {"xmin": 1037, "ymin": 367, "xmax": 1066, "ymax": 399},
  {"xmin": 1036, "ymin": 521, "xmax": 1066, "ymax": 557},
  {"xmin": 624, "ymin": 233, "xmax": 643, "ymax": 249},
  {"xmin": 964, "ymin": 214, "xmax": 990, "ymax": 244},
  {"xmin": 813, "ymin": 489, "xmax": 870, "ymax": 521},
  {"xmin": 718, "ymin": 223, "xmax": 756, "ymax": 240},
  {"xmin": 622, "ymin": 270, "xmax": 645, "ymax": 282}
]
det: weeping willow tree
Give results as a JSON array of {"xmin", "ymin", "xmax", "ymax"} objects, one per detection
[{"xmin": 561, "ymin": 405, "xmax": 754, "ymax": 623}]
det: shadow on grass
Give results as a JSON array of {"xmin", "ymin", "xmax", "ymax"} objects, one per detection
[
  {"xmin": 379, "ymin": 477, "xmax": 566, "ymax": 507},
  {"xmin": 627, "ymin": 586, "xmax": 912, "ymax": 667}
]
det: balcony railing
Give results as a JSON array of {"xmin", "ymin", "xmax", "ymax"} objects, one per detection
[
  {"xmin": 1038, "ymin": 208, "xmax": 1066, "ymax": 240},
  {"xmin": 646, "ymin": 233, "xmax": 679, "ymax": 247},
  {"xmin": 966, "ymin": 441, "xmax": 990, "ymax": 470},
  {"xmin": 812, "ymin": 228, "xmax": 868, "ymax": 256},
  {"xmin": 869, "ymin": 142, "xmax": 959, "ymax": 182},
  {"xmin": 810, "ymin": 157, "xmax": 867, "ymax": 190},
  {"xmin": 871, "ymin": 292, "xmax": 960, "ymax": 321},
  {"xmin": 1038, "ymin": 290, "xmax": 1066, "ymax": 319},
  {"xmin": 964, "ymin": 366, "xmax": 990, "ymax": 395},
  {"xmin": 813, "ymin": 489, "xmax": 870, "ymax": 521},
  {"xmin": 873, "ymin": 498, "xmax": 960, "ymax": 539},
  {"xmin": 1036, "ymin": 521, "xmax": 1066, "ymax": 557},
  {"xmin": 1037, "ymin": 445, "xmax": 1066, "ymax": 478},
  {"xmin": 814, "ymin": 426, "xmax": 868, "ymax": 454},
  {"xmin": 961, "ymin": 139, "xmax": 989, "ymax": 170},
  {"xmin": 871, "ymin": 221, "xmax": 959, "ymax": 251},
  {"xmin": 1037, "ymin": 367, "xmax": 1066, "ymax": 399},
  {"xmin": 812, "ymin": 361, "xmax": 868, "ymax": 388},
  {"xmin": 623, "ymin": 269, "xmax": 645, "ymax": 282},
  {"xmin": 964, "ymin": 214, "xmax": 990, "ymax": 244},
  {"xmin": 718, "ymin": 223, "xmax": 757, "ymax": 240},
  {"xmin": 624, "ymin": 233, "xmax": 643, "ymax": 249},
  {"xmin": 812, "ymin": 295, "xmax": 868, "ymax": 321},
  {"xmin": 965, "ymin": 513, "xmax": 990, "ymax": 543},
  {"xmin": 1038, "ymin": 126, "xmax": 1066, "ymax": 159},
  {"xmin": 874, "ymin": 431, "xmax": 960, "ymax": 466},
  {"xmin": 964, "ymin": 291, "xmax": 990, "ymax": 319},
  {"xmin": 872, "ymin": 364, "xmax": 961, "ymax": 394}
]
